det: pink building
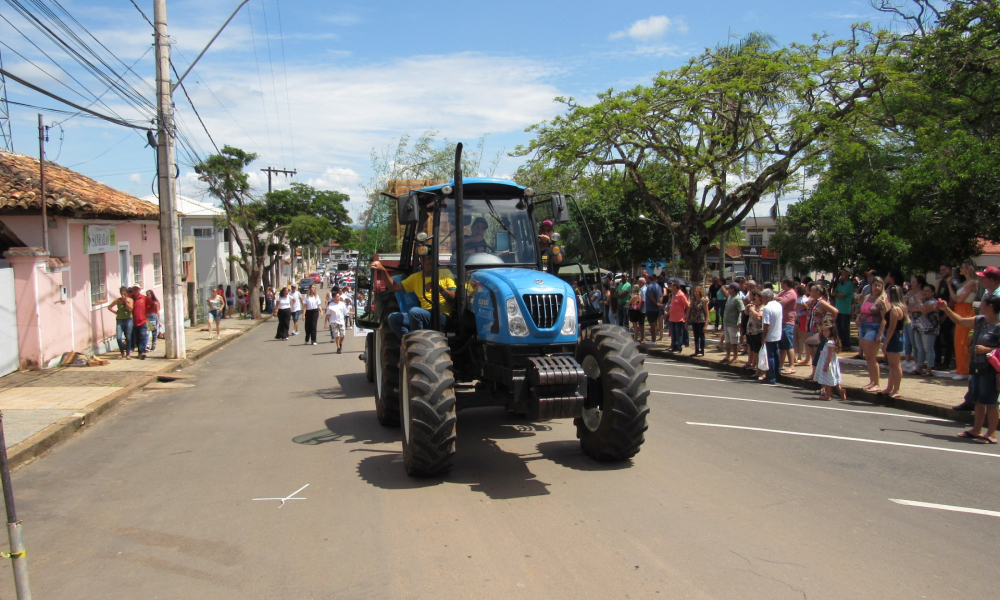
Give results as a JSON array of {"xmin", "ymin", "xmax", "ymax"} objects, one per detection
[{"xmin": 0, "ymin": 150, "xmax": 164, "ymax": 370}]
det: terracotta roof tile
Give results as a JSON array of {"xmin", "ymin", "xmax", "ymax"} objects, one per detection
[
  {"xmin": 0, "ymin": 150, "xmax": 159, "ymax": 219},
  {"xmin": 980, "ymin": 239, "xmax": 1000, "ymax": 256}
]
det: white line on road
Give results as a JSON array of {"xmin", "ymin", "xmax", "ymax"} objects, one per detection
[
  {"xmin": 890, "ymin": 499, "xmax": 1000, "ymax": 518},
  {"xmin": 253, "ymin": 483, "xmax": 310, "ymax": 507},
  {"xmin": 655, "ymin": 390, "xmax": 950, "ymax": 421},
  {"xmin": 686, "ymin": 422, "xmax": 1000, "ymax": 458}
]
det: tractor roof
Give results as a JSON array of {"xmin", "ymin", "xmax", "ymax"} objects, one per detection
[{"xmin": 417, "ymin": 177, "xmax": 525, "ymax": 194}]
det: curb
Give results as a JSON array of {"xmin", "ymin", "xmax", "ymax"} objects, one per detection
[
  {"xmin": 6, "ymin": 317, "xmax": 269, "ymax": 471},
  {"xmin": 640, "ymin": 346, "xmax": 973, "ymax": 425}
]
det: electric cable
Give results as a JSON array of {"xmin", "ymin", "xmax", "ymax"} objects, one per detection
[
  {"xmin": 246, "ymin": 4, "xmax": 275, "ymax": 161},
  {"xmin": 275, "ymin": 0, "xmax": 296, "ymax": 169},
  {"xmin": 259, "ymin": 0, "xmax": 285, "ymax": 167}
]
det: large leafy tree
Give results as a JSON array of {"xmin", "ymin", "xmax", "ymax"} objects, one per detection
[
  {"xmin": 773, "ymin": 0, "xmax": 1000, "ymax": 274},
  {"xmin": 195, "ymin": 147, "xmax": 352, "ymax": 318},
  {"xmin": 515, "ymin": 30, "xmax": 894, "ymax": 284}
]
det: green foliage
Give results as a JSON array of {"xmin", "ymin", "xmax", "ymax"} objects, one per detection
[
  {"xmin": 265, "ymin": 182, "xmax": 353, "ymax": 248},
  {"xmin": 515, "ymin": 29, "xmax": 894, "ymax": 283}
]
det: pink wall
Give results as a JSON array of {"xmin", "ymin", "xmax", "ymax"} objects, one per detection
[{"xmin": 2, "ymin": 216, "xmax": 162, "ymax": 368}]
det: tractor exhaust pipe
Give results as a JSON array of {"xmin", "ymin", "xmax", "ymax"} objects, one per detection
[{"xmin": 454, "ymin": 143, "xmax": 465, "ymax": 336}]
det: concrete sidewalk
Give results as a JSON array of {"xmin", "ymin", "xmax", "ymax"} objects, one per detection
[
  {"xmin": 638, "ymin": 329, "xmax": 973, "ymax": 423},
  {"xmin": 0, "ymin": 315, "xmax": 269, "ymax": 469}
]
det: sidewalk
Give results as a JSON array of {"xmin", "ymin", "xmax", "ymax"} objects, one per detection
[
  {"xmin": 0, "ymin": 316, "xmax": 268, "ymax": 469},
  {"xmin": 638, "ymin": 329, "xmax": 973, "ymax": 423}
]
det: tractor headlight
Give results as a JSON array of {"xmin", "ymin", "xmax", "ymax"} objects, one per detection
[
  {"xmin": 506, "ymin": 298, "xmax": 529, "ymax": 337},
  {"xmin": 561, "ymin": 297, "xmax": 577, "ymax": 336}
]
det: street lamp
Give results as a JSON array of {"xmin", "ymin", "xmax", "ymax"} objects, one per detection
[{"xmin": 638, "ymin": 214, "xmax": 676, "ymax": 276}]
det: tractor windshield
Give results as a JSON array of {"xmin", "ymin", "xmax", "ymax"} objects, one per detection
[{"xmin": 438, "ymin": 198, "xmax": 540, "ymax": 268}]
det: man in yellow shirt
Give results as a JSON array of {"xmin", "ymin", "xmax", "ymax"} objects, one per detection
[{"xmin": 371, "ymin": 257, "xmax": 457, "ymax": 337}]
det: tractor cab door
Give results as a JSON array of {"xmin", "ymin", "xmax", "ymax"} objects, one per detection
[{"xmin": 355, "ymin": 192, "xmax": 408, "ymax": 330}]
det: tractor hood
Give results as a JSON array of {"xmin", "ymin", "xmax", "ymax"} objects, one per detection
[{"xmin": 468, "ymin": 268, "xmax": 578, "ymax": 344}]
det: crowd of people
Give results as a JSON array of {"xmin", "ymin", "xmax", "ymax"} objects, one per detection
[
  {"xmin": 108, "ymin": 286, "xmax": 161, "ymax": 360},
  {"xmin": 598, "ymin": 264, "xmax": 1000, "ymax": 443},
  {"xmin": 266, "ymin": 281, "xmax": 354, "ymax": 354}
]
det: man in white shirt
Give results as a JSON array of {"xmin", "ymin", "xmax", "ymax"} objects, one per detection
[
  {"xmin": 288, "ymin": 286, "xmax": 303, "ymax": 335},
  {"xmin": 325, "ymin": 290, "xmax": 348, "ymax": 354},
  {"xmin": 760, "ymin": 288, "xmax": 783, "ymax": 384}
]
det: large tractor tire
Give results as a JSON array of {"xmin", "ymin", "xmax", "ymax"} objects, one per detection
[
  {"xmin": 574, "ymin": 324, "xmax": 650, "ymax": 460},
  {"xmin": 400, "ymin": 330, "xmax": 457, "ymax": 477},
  {"xmin": 364, "ymin": 332, "xmax": 375, "ymax": 382},
  {"xmin": 374, "ymin": 298, "xmax": 401, "ymax": 427}
]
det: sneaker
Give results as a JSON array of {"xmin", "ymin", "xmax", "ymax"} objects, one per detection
[
  {"xmin": 952, "ymin": 374, "xmax": 968, "ymax": 380},
  {"xmin": 952, "ymin": 402, "xmax": 975, "ymax": 411},
  {"xmin": 312, "ymin": 342, "xmax": 317, "ymax": 346},
  {"xmin": 337, "ymin": 347, "xmax": 342, "ymax": 354}
]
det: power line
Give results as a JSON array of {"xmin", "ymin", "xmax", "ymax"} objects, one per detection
[
  {"xmin": 246, "ymin": 4, "xmax": 274, "ymax": 161},
  {"xmin": 274, "ymin": 0, "xmax": 296, "ymax": 169},
  {"xmin": 169, "ymin": 61, "xmax": 219, "ymax": 154},
  {"xmin": 259, "ymin": 0, "xmax": 285, "ymax": 167},
  {"xmin": 127, "ymin": 0, "xmax": 154, "ymax": 28}
]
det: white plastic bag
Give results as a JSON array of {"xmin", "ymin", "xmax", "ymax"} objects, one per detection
[{"xmin": 757, "ymin": 347, "xmax": 768, "ymax": 371}]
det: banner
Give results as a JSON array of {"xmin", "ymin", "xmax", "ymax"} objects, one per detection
[{"xmin": 83, "ymin": 225, "xmax": 116, "ymax": 254}]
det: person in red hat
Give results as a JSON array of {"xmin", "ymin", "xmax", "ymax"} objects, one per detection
[{"xmin": 977, "ymin": 266, "xmax": 1000, "ymax": 314}]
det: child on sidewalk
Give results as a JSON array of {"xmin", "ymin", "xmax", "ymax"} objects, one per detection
[
  {"xmin": 324, "ymin": 291, "xmax": 348, "ymax": 354},
  {"xmin": 816, "ymin": 320, "xmax": 847, "ymax": 400}
]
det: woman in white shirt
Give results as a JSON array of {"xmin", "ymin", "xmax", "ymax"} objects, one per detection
[
  {"xmin": 303, "ymin": 285, "xmax": 322, "ymax": 345},
  {"xmin": 273, "ymin": 288, "xmax": 292, "ymax": 340}
]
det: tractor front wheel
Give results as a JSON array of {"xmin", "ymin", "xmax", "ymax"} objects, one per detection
[
  {"xmin": 401, "ymin": 330, "xmax": 457, "ymax": 477},
  {"xmin": 374, "ymin": 303, "xmax": 401, "ymax": 427},
  {"xmin": 574, "ymin": 325, "xmax": 650, "ymax": 460}
]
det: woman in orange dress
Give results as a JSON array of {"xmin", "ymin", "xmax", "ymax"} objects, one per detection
[{"xmin": 950, "ymin": 262, "xmax": 980, "ymax": 380}]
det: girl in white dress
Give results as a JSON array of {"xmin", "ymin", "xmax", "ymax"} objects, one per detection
[{"xmin": 816, "ymin": 320, "xmax": 847, "ymax": 400}]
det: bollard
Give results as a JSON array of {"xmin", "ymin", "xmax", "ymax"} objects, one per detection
[{"xmin": 0, "ymin": 412, "xmax": 31, "ymax": 599}]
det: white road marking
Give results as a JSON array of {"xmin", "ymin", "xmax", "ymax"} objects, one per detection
[
  {"xmin": 655, "ymin": 390, "xmax": 950, "ymax": 421},
  {"xmin": 647, "ymin": 373, "xmax": 731, "ymax": 383},
  {"xmin": 686, "ymin": 422, "xmax": 1000, "ymax": 458},
  {"xmin": 253, "ymin": 483, "xmax": 310, "ymax": 508},
  {"xmin": 890, "ymin": 499, "xmax": 1000, "ymax": 518}
]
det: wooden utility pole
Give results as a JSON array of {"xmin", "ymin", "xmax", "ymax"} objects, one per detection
[{"xmin": 154, "ymin": 0, "xmax": 185, "ymax": 359}]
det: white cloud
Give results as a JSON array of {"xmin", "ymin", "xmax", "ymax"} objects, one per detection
[
  {"xmin": 129, "ymin": 173, "xmax": 142, "ymax": 184},
  {"xmin": 324, "ymin": 13, "xmax": 363, "ymax": 26},
  {"xmin": 610, "ymin": 16, "xmax": 674, "ymax": 41}
]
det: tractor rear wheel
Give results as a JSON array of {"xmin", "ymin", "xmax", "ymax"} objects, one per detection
[
  {"xmin": 574, "ymin": 325, "xmax": 649, "ymax": 460},
  {"xmin": 374, "ymin": 298, "xmax": 401, "ymax": 427},
  {"xmin": 401, "ymin": 330, "xmax": 457, "ymax": 477}
]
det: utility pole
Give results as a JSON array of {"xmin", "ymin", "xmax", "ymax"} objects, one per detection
[
  {"xmin": 260, "ymin": 166, "xmax": 296, "ymax": 193},
  {"xmin": 37, "ymin": 114, "xmax": 48, "ymax": 253},
  {"xmin": 260, "ymin": 167, "xmax": 296, "ymax": 285},
  {"xmin": 154, "ymin": 0, "xmax": 185, "ymax": 359}
]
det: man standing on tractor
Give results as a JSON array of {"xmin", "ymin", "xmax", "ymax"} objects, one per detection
[
  {"xmin": 538, "ymin": 219, "xmax": 563, "ymax": 275},
  {"xmin": 370, "ymin": 257, "xmax": 457, "ymax": 337}
]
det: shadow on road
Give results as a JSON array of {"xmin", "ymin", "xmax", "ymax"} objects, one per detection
[
  {"xmin": 292, "ymin": 410, "xmax": 399, "ymax": 446},
  {"xmin": 535, "ymin": 440, "xmax": 633, "ymax": 472}
]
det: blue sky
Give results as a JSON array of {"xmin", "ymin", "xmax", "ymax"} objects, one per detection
[{"xmin": 1, "ymin": 0, "xmax": 888, "ymax": 220}]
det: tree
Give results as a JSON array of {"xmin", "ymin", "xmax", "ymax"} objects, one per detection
[
  {"xmin": 195, "ymin": 147, "xmax": 353, "ymax": 318},
  {"xmin": 515, "ymin": 29, "xmax": 894, "ymax": 284}
]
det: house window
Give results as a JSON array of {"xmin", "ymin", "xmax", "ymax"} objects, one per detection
[
  {"xmin": 133, "ymin": 255, "xmax": 143, "ymax": 288},
  {"xmin": 153, "ymin": 253, "xmax": 162, "ymax": 286},
  {"xmin": 749, "ymin": 234, "xmax": 763, "ymax": 247},
  {"xmin": 89, "ymin": 253, "xmax": 106, "ymax": 304},
  {"xmin": 192, "ymin": 227, "xmax": 214, "ymax": 238}
]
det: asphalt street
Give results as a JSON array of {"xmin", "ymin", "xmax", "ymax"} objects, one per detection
[{"xmin": 0, "ymin": 325, "xmax": 996, "ymax": 599}]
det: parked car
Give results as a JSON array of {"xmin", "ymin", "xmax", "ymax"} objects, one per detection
[
  {"xmin": 297, "ymin": 278, "xmax": 315, "ymax": 294},
  {"xmin": 308, "ymin": 272, "xmax": 322, "ymax": 283}
]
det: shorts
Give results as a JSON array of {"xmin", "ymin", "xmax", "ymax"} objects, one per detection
[
  {"xmin": 964, "ymin": 372, "xmax": 999, "ymax": 406},
  {"xmin": 779, "ymin": 324, "xmax": 794, "ymax": 350},
  {"xmin": 226, "ymin": 299, "xmax": 234, "ymax": 307},
  {"xmin": 646, "ymin": 312, "xmax": 660, "ymax": 326},
  {"xmin": 725, "ymin": 326, "xmax": 740, "ymax": 345},
  {"xmin": 747, "ymin": 333, "xmax": 763, "ymax": 353},
  {"xmin": 208, "ymin": 309, "xmax": 220, "ymax": 321},
  {"xmin": 630, "ymin": 309, "xmax": 643, "ymax": 323},
  {"xmin": 884, "ymin": 331, "xmax": 903, "ymax": 354},
  {"xmin": 859, "ymin": 321, "xmax": 879, "ymax": 342},
  {"xmin": 329, "ymin": 323, "xmax": 346, "ymax": 338},
  {"xmin": 291, "ymin": 310, "xmax": 302, "ymax": 323}
]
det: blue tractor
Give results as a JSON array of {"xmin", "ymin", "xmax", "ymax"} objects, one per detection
[{"xmin": 355, "ymin": 145, "xmax": 649, "ymax": 476}]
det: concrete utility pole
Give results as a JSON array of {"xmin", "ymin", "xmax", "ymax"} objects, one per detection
[
  {"xmin": 260, "ymin": 166, "xmax": 296, "ymax": 193},
  {"xmin": 37, "ymin": 114, "xmax": 48, "ymax": 253},
  {"xmin": 154, "ymin": 0, "xmax": 185, "ymax": 359}
]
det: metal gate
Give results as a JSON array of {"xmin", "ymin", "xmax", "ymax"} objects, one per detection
[{"xmin": 0, "ymin": 268, "xmax": 19, "ymax": 376}]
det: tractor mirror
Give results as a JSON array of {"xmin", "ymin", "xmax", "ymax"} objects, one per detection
[
  {"xmin": 553, "ymin": 193, "xmax": 570, "ymax": 224},
  {"xmin": 495, "ymin": 231, "xmax": 511, "ymax": 253},
  {"xmin": 397, "ymin": 193, "xmax": 418, "ymax": 225}
]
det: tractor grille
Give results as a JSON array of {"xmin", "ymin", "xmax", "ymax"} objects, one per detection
[{"xmin": 523, "ymin": 294, "xmax": 563, "ymax": 329}]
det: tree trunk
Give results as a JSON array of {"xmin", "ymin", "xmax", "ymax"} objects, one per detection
[{"xmin": 684, "ymin": 245, "xmax": 709, "ymax": 288}]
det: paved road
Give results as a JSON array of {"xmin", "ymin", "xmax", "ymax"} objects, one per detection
[{"xmin": 0, "ymin": 325, "xmax": 996, "ymax": 599}]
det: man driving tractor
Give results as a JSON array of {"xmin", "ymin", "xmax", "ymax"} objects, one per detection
[{"xmin": 370, "ymin": 256, "xmax": 457, "ymax": 337}]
